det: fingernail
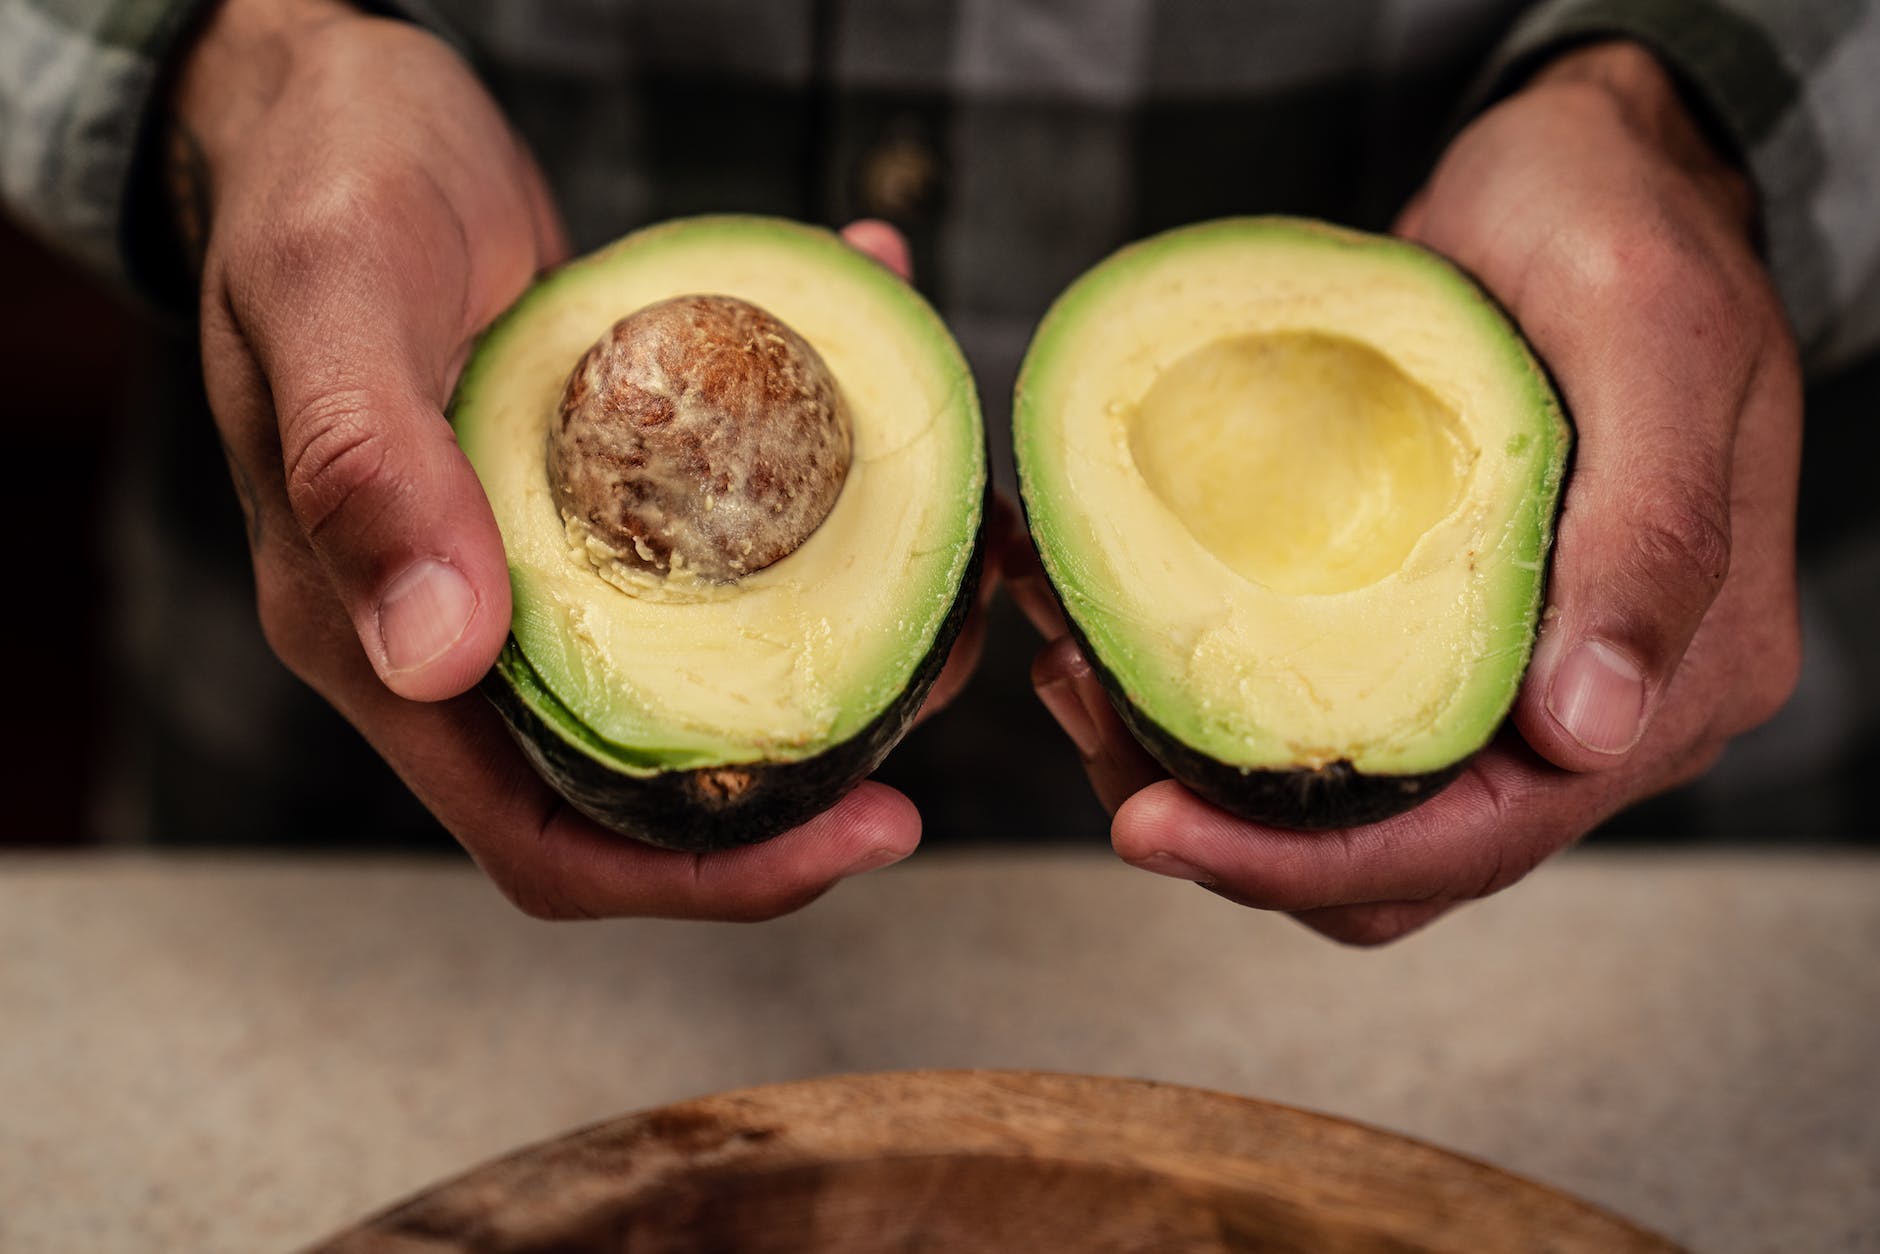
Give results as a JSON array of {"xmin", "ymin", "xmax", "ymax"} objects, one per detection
[
  {"xmin": 1136, "ymin": 852, "xmax": 1213, "ymax": 884},
  {"xmin": 1547, "ymin": 639, "xmax": 1645, "ymax": 754},
  {"xmin": 378, "ymin": 558, "xmax": 477, "ymax": 673},
  {"xmin": 1037, "ymin": 676, "xmax": 1103, "ymax": 757},
  {"xmin": 842, "ymin": 846, "xmax": 912, "ymax": 878}
]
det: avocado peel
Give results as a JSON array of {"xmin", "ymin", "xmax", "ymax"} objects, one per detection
[
  {"xmin": 454, "ymin": 216, "xmax": 986, "ymax": 850},
  {"xmin": 482, "ymin": 520, "xmax": 983, "ymax": 851},
  {"xmin": 1015, "ymin": 216, "xmax": 1569, "ymax": 829}
]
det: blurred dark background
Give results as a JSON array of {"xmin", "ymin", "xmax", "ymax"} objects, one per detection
[
  {"xmin": 4, "ymin": 211, "xmax": 1879, "ymax": 851},
  {"xmin": 3, "ymin": 216, "xmax": 125, "ymax": 847}
]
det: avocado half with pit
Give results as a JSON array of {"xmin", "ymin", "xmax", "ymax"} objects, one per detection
[
  {"xmin": 452, "ymin": 216, "xmax": 986, "ymax": 851},
  {"xmin": 1015, "ymin": 217, "xmax": 1569, "ymax": 829}
]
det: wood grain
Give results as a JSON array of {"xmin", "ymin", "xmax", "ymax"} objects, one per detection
[{"xmin": 307, "ymin": 1070, "xmax": 1683, "ymax": 1253}]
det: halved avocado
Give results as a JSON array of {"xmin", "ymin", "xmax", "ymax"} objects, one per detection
[
  {"xmin": 452, "ymin": 216, "xmax": 986, "ymax": 851},
  {"xmin": 1015, "ymin": 217, "xmax": 1569, "ymax": 829}
]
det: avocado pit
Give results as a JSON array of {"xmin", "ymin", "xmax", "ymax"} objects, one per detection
[{"xmin": 548, "ymin": 294, "xmax": 853, "ymax": 587}]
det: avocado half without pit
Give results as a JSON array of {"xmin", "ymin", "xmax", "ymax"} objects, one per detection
[
  {"xmin": 1015, "ymin": 218, "xmax": 1570, "ymax": 829},
  {"xmin": 452, "ymin": 216, "xmax": 987, "ymax": 851}
]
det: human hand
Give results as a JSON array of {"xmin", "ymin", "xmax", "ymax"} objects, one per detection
[
  {"xmin": 174, "ymin": 0, "xmax": 963, "ymax": 919},
  {"xmin": 1021, "ymin": 40, "xmax": 1802, "ymax": 944}
]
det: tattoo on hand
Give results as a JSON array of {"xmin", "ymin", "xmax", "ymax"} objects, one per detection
[
  {"xmin": 218, "ymin": 433, "xmax": 264, "ymax": 548},
  {"xmin": 165, "ymin": 121, "xmax": 212, "ymax": 275}
]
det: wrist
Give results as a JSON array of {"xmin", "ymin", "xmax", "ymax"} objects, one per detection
[
  {"xmin": 169, "ymin": 0, "xmax": 359, "ymax": 183},
  {"xmin": 1525, "ymin": 40, "xmax": 1756, "ymax": 235},
  {"xmin": 162, "ymin": 0, "xmax": 361, "ymax": 270}
]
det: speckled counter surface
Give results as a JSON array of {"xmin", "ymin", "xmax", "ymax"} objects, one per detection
[{"xmin": 1, "ymin": 849, "xmax": 1875, "ymax": 1253}]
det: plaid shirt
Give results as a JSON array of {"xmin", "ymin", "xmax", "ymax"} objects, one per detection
[
  {"xmin": 2, "ymin": 0, "xmax": 1877, "ymax": 843},
  {"xmin": 4, "ymin": 0, "xmax": 1879, "ymax": 372}
]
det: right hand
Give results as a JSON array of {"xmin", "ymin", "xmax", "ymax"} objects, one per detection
[
  {"xmin": 173, "ymin": 0, "xmax": 926, "ymax": 919},
  {"xmin": 1014, "ymin": 42, "xmax": 1803, "ymax": 946}
]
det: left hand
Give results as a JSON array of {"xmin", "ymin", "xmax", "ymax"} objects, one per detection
[{"xmin": 1019, "ymin": 40, "xmax": 1804, "ymax": 944}]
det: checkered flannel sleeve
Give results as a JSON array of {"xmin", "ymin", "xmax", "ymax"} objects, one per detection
[
  {"xmin": 1483, "ymin": 0, "xmax": 1880, "ymax": 374},
  {"xmin": 0, "ymin": 0, "xmax": 459, "ymax": 312},
  {"xmin": 0, "ymin": 0, "xmax": 215, "ymax": 306}
]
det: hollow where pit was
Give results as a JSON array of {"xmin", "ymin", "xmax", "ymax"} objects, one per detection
[{"xmin": 1128, "ymin": 330, "xmax": 1474, "ymax": 596}]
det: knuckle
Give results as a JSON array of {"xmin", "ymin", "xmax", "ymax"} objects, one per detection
[
  {"xmin": 1313, "ymin": 906, "xmax": 1419, "ymax": 949},
  {"xmin": 1207, "ymin": 847, "xmax": 1346, "ymax": 915},
  {"xmin": 714, "ymin": 899, "xmax": 791, "ymax": 924},
  {"xmin": 254, "ymin": 570, "xmax": 301, "ymax": 671},
  {"xmin": 1573, "ymin": 231, "xmax": 1662, "ymax": 306},
  {"xmin": 261, "ymin": 170, "xmax": 402, "ymax": 285},
  {"xmin": 1548, "ymin": 214, "xmax": 1687, "ymax": 313},
  {"xmin": 253, "ymin": 557, "xmax": 320, "ymax": 679},
  {"xmin": 1464, "ymin": 842, "xmax": 1512, "ymax": 901},
  {"xmin": 1567, "ymin": 219, "xmax": 1739, "ymax": 335},
  {"xmin": 1669, "ymin": 743, "xmax": 1728, "ymax": 791},
  {"xmin": 1756, "ymin": 653, "xmax": 1802, "ymax": 725},
  {"xmin": 281, "ymin": 391, "xmax": 399, "ymax": 542},
  {"xmin": 709, "ymin": 882, "xmax": 827, "ymax": 924},
  {"xmin": 1629, "ymin": 495, "xmax": 1732, "ymax": 593},
  {"xmin": 497, "ymin": 874, "xmax": 597, "ymax": 922},
  {"xmin": 1457, "ymin": 769, "xmax": 1543, "ymax": 898},
  {"xmin": 1466, "ymin": 839, "xmax": 1543, "ymax": 901},
  {"xmin": 1741, "ymin": 625, "xmax": 1803, "ymax": 731}
]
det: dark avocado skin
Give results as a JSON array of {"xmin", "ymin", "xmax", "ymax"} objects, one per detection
[
  {"xmin": 483, "ymin": 515, "xmax": 985, "ymax": 853},
  {"xmin": 1053, "ymin": 565, "xmax": 1466, "ymax": 833}
]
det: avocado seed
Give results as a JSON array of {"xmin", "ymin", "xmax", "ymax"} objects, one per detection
[{"xmin": 548, "ymin": 294, "xmax": 853, "ymax": 584}]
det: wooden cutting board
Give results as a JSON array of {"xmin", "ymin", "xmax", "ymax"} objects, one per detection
[{"xmin": 308, "ymin": 1070, "xmax": 1682, "ymax": 1253}]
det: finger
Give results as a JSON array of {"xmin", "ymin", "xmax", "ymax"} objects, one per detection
[
  {"xmin": 1008, "ymin": 568, "xmax": 1069, "ymax": 640},
  {"xmin": 914, "ymin": 493, "xmax": 1012, "ymax": 722},
  {"xmin": 1111, "ymin": 748, "xmax": 1571, "ymax": 912},
  {"xmin": 916, "ymin": 595, "xmax": 989, "ymax": 722},
  {"xmin": 237, "ymin": 521, "xmax": 919, "ymax": 921},
  {"xmin": 490, "ymin": 783, "xmax": 921, "ymax": 922},
  {"xmin": 228, "ymin": 189, "xmax": 514, "ymax": 703},
  {"xmin": 981, "ymin": 490, "xmax": 1026, "ymax": 586},
  {"xmin": 1287, "ymin": 899, "xmax": 1455, "ymax": 948},
  {"xmin": 1031, "ymin": 637, "xmax": 1164, "ymax": 813},
  {"xmin": 202, "ymin": 294, "xmax": 290, "ymax": 550},
  {"xmin": 1000, "ymin": 502, "xmax": 1071, "ymax": 640},
  {"xmin": 1151, "ymin": 722, "xmax": 1716, "ymax": 934},
  {"xmin": 1390, "ymin": 185, "xmax": 1431, "ymax": 240},
  {"xmin": 1115, "ymin": 708, "xmax": 1732, "ymax": 922},
  {"xmin": 841, "ymin": 219, "xmax": 913, "ymax": 280},
  {"xmin": 518, "ymin": 144, "xmax": 572, "ymax": 270}
]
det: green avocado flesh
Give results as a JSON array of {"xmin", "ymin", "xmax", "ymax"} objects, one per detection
[
  {"xmin": 452, "ymin": 216, "xmax": 986, "ymax": 849},
  {"xmin": 1015, "ymin": 217, "xmax": 1569, "ymax": 827}
]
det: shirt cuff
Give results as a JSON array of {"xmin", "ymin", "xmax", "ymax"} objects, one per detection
[
  {"xmin": 0, "ymin": 0, "xmax": 219, "ymax": 317},
  {"xmin": 0, "ymin": 0, "xmax": 469, "ymax": 321}
]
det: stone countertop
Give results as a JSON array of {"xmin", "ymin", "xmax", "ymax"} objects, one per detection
[{"xmin": 1, "ymin": 849, "xmax": 1875, "ymax": 1252}]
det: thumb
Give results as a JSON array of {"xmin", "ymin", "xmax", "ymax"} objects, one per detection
[
  {"xmin": 1513, "ymin": 330, "xmax": 1741, "ymax": 772},
  {"xmin": 275, "ymin": 379, "xmax": 512, "ymax": 702},
  {"xmin": 235, "ymin": 256, "xmax": 513, "ymax": 703}
]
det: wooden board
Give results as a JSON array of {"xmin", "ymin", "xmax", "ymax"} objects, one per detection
[{"xmin": 307, "ymin": 1070, "xmax": 1683, "ymax": 1252}]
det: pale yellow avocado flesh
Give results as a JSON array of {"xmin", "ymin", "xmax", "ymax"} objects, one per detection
[
  {"xmin": 1016, "ymin": 219, "xmax": 1566, "ymax": 776},
  {"xmin": 1129, "ymin": 330, "xmax": 1475, "ymax": 597},
  {"xmin": 454, "ymin": 218, "xmax": 984, "ymax": 772}
]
